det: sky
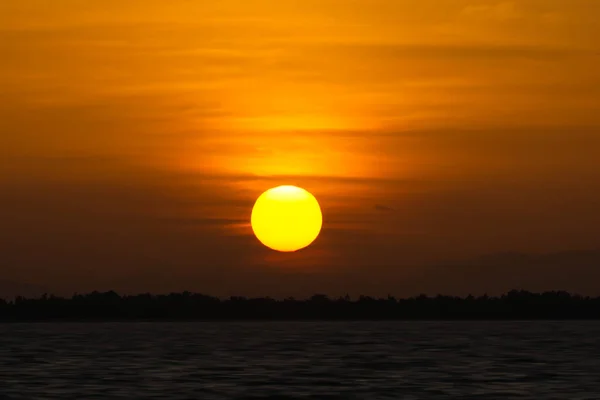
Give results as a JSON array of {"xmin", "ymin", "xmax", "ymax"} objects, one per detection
[{"xmin": 1, "ymin": 0, "xmax": 600, "ymax": 297}]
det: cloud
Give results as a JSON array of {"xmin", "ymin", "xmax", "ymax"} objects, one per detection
[
  {"xmin": 461, "ymin": 2, "xmax": 521, "ymax": 21},
  {"xmin": 316, "ymin": 42, "xmax": 575, "ymax": 61},
  {"xmin": 0, "ymin": 280, "xmax": 49, "ymax": 299},
  {"xmin": 374, "ymin": 204, "xmax": 394, "ymax": 212},
  {"xmin": 410, "ymin": 250, "xmax": 600, "ymax": 296}
]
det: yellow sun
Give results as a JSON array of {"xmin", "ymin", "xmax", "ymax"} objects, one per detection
[{"xmin": 251, "ymin": 185, "xmax": 323, "ymax": 252}]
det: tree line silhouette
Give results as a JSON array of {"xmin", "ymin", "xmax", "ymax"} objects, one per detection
[{"xmin": 1, "ymin": 290, "xmax": 600, "ymax": 320}]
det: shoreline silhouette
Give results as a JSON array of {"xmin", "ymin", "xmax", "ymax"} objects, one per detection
[{"xmin": 1, "ymin": 290, "xmax": 600, "ymax": 321}]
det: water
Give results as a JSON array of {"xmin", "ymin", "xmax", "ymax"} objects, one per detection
[{"xmin": 1, "ymin": 321, "xmax": 599, "ymax": 399}]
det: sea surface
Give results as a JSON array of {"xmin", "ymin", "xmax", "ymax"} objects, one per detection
[{"xmin": 1, "ymin": 321, "xmax": 599, "ymax": 399}]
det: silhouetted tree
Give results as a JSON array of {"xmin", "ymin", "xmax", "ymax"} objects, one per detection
[{"xmin": 1, "ymin": 290, "xmax": 600, "ymax": 321}]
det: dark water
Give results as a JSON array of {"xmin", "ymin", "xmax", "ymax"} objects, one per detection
[{"xmin": 1, "ymin": 321, "xmax": 599, "ymax": 399}]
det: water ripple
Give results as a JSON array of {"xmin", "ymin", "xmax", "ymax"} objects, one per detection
[{"xmin": 0, "ymin": 321, "xmax": 599, "ymax": 399}]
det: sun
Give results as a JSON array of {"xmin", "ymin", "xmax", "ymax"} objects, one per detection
[{"xmin": 251, "ymin": 185, "xmax": 323, "ymax": 252}]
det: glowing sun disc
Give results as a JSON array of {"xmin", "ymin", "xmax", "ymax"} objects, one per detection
[{"xmin": 251, "ymin": 185, "xmax": 323, "ymax": 252}]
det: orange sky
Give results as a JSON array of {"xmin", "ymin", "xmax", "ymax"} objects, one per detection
[{"xmin": 1, "ymin": 1, "xmax": 600, "ymax": 297}]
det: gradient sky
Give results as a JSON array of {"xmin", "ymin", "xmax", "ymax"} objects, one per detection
[{"xmin": 1, "ymin": 0, "xmax": 600, "ymax": 297}]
